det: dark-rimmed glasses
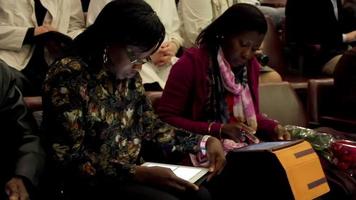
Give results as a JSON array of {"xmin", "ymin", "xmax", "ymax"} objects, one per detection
[{"xmin": 126, "ymin": 47, "xmax": 151, "ymax": 65}]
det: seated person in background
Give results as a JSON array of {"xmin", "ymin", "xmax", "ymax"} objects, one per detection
[
  {"xmin": 178, "ymin": 0, "xmax": 282, "ymax": 83},
  {"xmin": 0, "ymin": 65, "xmax": 45, "ymax": 200},
  {"xmin": 342, "ymin": 0, "xmax": 356, "ymax": 34},
  {"xmin": 87, "ymin": 0, "xmax": 183, "ymax": 90},
  {"xmin": 178, "ymin": 0, "xmax": 285, "ymax": 48},
  {"xmin": 42, "ymin": 0, "xmax": 225, "ymax": 199},
  {"xmin": 285, "ymin": 0, "xmax": 356, "ymax": 76},
  {"xmin": 0, "ymin": 0, "xmax": 85, "ymax": 95},
  {"xmin": 333, "ymin": 46, "xmax": 356, "ymax": 118},
  {"xmin": 139, "ymin": 0, "xmax": 183, "ymax": 90},
  {"xmin": 158, "ymin": 4, "xmax": 290, "ymax": 153}
]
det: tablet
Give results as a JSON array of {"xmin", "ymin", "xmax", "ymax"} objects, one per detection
[
  {"xmin": 141, "ymin": 162, "xmax": 209, "ymax": 184},
  {"xmin": 232, "ymin": 139, "xmax": 304, "ymax": 152}
]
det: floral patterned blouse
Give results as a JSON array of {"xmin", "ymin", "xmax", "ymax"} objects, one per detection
[{"xmin": 42, "ymin": 57, "xmax": 203, "ymax": 182}]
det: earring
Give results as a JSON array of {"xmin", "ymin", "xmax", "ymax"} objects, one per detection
[{"xmin": 103, "ymin": 47, "xmax": 108, "ymax": 64}]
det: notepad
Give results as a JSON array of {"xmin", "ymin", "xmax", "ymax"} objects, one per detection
[{"xmin": 141, "ymin": 162, "xmax": 209, "ymax": 184}]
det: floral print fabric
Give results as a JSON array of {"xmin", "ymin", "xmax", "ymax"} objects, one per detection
[{"xmin": 42, "ymin": 57, "xmax": 202, "ymax": 182}]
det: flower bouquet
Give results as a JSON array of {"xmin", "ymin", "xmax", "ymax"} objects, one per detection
[{"xmin": 285, "ymin": 125, "xmax": 356, "ymax": 172}]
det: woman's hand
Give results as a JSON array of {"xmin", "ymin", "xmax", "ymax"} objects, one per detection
[
  {"xmin": 5, "ymin": 177, "xmax": 29, "ymax": 200},
  {"xmin": 134, "ymin": 166, "xmax": 199, "ymax": 191},
  {"xmin": 344, "ymin": 30, "xmax": 356, "ymax": 43},
  {"xmin": 150, "ymin": 41, "xmax": 177, "ymax": 67},
  {"xmin": 206, "ymin": 137, "xmax": 226, "ymax": 181},
  {"xmin": 274, "ymin": 124, "xmax": 291, "ymax": 140},
  {"xmin": 160, "ymin": 41, "xmax": 178, "ymax": 56},
  {"xmin": 34, "ymin": 25, "xmax": 57, "ymax": 36},
  {"xmin": 221, "ymin": 123, "xmax": 255, "ymax": 142}
]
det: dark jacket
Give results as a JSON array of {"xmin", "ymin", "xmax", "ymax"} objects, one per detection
[
  {"xmin": 0, "ymin": 63, "xmax": 45, "ymax": 188},
  {"xmin": 285, "ymin": 0, "xmax": 348, "ymax": 72},
  {"xmin": 334, "ymin": 47, "xmax": 356, "ymax": 117}
]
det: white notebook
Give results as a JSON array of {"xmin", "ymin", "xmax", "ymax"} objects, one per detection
[{"xmin": 141, "ymin": 162, "xmax": 209, "ymax": 184}]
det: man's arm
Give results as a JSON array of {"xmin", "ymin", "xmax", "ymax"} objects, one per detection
[{"xmin": 0, "ymin": 65, "xmax": 45, "ymax": 199}]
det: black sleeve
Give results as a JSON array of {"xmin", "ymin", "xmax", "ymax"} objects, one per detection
[
  {"xmin": 23, "ymin": 28, "xmax": 35, "ymax": 45},
  {"xmin": 0, "ymin": 65, "xmax": 45, "ymax": 186}
]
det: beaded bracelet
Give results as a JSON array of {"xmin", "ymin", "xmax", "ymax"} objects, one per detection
[{"xmin": 200, "ymin": 135, "xmax": 211, "ymax": 156}]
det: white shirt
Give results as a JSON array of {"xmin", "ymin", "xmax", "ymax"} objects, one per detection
[
  {"xmin": 178, "ymin": 0, "xmax": 223, "ymax": 48},
  {"xmin": 141, "ymin": 0, "xmax": 183, "ymax": 88},
  {"xmin": 0, "ymin": 0, "xmax": 85, "ymax": 70},
  {"xmin": 178, "ymin": 0, "xmax": 260, "ymax": 48},
  {"xmin": 330, "ymin": 0, "xmax": 339, "ymax": 20},
  {"xmin": 144, "ymin": 0, "xmax": 183, "ymax": 46},
  {"xmin": 86, "ymin": 0, "xmax": 111, "ymax": 27}
]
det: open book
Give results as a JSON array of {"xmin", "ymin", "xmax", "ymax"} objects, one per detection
[{"xmin": 141, "ymin": 162, "xmax": 209, "ymax": 184}]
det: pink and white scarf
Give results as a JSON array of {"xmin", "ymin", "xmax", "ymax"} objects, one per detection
[
  {"xmin": 190, "ymin": 48, "xmax": 260, "ymax": 167},
  {"xmin": 217, "ymin": 47, "xmax": 257, "ymax": 131}
]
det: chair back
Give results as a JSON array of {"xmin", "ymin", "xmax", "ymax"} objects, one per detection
[
  {"xmin": 307, "ymin": 78, "xmax": 334, "ymax": 124},
  {"xmin": 259, "ymin": 81, "xmax": 307, "ymax": 126}
]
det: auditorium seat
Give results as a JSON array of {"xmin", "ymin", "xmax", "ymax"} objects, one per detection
[
  {"xmin": 259, "ymin": 81, "xmax": 356, "ymax": 142},
  {"xmin": 308, "ymin": 78, "xmax": 356, "ymax": 132},
  {"xmin": 259, "ymin": 81, "xmax": 307, "ymax": 127}
]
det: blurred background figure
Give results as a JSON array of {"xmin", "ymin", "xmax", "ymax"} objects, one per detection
[
  {"xmin": 0, "ymin": 65, "xmax": 44, "ymax": 200},
  {"xmin": 285, "ymin": 0, "xmax": 356, "ymax": 76},
  {"xmin": 178, "ymin": 0, "xmax": 285, "ymax": 49},
  {"xmin": 0, "ymin": 0, "xmax": 85, "ymax": 95}
]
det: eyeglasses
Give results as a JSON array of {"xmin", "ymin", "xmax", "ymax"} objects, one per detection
[{"xmin": 126, "ymin": 47, "xmax": 151, "ymax": 65}]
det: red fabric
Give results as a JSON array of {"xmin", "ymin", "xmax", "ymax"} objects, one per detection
[
  {"xmin": 158, "ymin": 47, "xmax": 278, "ymax": 136},
  {"xmin": 226, "ymin": 94, "xmax": 238, "ymax": 124}
]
